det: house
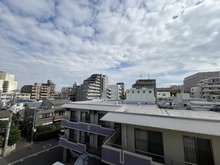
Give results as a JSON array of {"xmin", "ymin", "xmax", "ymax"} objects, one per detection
[
  {"xmin": 59, "ymin": 99, "xmax": 220, "ymax": 165},
  {"xmin": 42, "ymin": 99, "xmax": 71, "ymax": 122}
]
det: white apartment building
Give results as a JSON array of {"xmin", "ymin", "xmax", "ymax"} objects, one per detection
[
  {"xmin": 0, "ymin": 71, "xmax": 17, "ymax": 93},
  {"xmin": 102, "ymin": 84, "xmax": 123, "ymax": 100},
  {"xmin": 156, "ymin": 92, "xmax": 171, "ymax": 101},
  {"xmin": 126, "ymin": 88, "xmax": 155, "ymax": 103},
  {"xmin": 191, "ymin": 77, "xmax": 220, "ymax": 101},
  {"xmin": 76, "ymin": 74, "xmax": 108, "ymax": 101},
  {"xmin": 184, "ymin": 71, "xmax": 220, "ymax": 92}
]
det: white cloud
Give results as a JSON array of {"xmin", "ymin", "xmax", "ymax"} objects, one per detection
[{"xmin": 0, "ymin": 0, "xmax": 220, "ymax": 90}]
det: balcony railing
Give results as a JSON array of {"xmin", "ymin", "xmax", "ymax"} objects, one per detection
[
  {"xmin": 60, "ymin": 119, "xmax": 115, "ymax": 136},
  {"xmin": 59, "ymin": 136, "xmax": 86, "ymax": 153},
  {"xmin": 103, "ymin": 132, "xmax": 198, "ymax": 165}
]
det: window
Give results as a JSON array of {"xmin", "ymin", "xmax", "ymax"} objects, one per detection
[
  {"xmin": 137, "ymin": 91, "xmax": 140, "ymax": 93},
  {"xmin": 58, "ymin": 111, "xmax": 65, "ymax": 116},
  {"xmin": 39, "ymin": 113, "xmax": 52, "ymax": 119},
  {"xmin": 132, "ymin": 91, "xmax": 134, "ymax": 93},
  {"xmin": 80, "ymin": 131, "xmax": 90, "ymax": 144},
  {"xmin": 162, "ymin": 94, "xmax": 166, "ymax": 96},
  {"xmin": 143, "ymin": 91, "xmax": 145, "ymax": 93},
  {"xmin": 135, "ymin": 129, "xmax": 164, "ymax": 163},
  {"xmin": 70, "ymin": 111, "xmax": 78, "ymax": 122},
  {"xmin": 149, "ymin": 91, "xmax": 152, "ymax": 93},
  {"xmin": 69, "ymin": 129, "xmax": 77, "ymax": 142},
  {"xmin": 81, "ymin": 111, "xmax": 90, "ymax": 123},
  {"xmin": 183, "ymin": 136, "xmax": 214, "ymax": 165},
  {"xmin": 98, "ymin": 114, "xmax": 111, "ymax": 128}
]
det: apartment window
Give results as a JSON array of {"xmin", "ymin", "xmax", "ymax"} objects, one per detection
[
  {"xmin": 58, "ymin": 111, "xmax": 65, "ymax": 116},
  {"xmin": 70, "ymin": 111, "xmax": 78, "ymax": 122},
  {"xmin": 80, "ymin": 131, "xmax": 90, "ymax": 144},
  {"xmin": 149, "ymin": 91, "xmax": 152, "ymax": 93},
  {"xmin": 143, "ymin": 91, "xmax": 145, "ymax": 93},
  {"xmin": 137, "ymin": 91, "xmax": 140, "ymax": 93},
  {"xmin": 135, "ymin": 129, "xmax": 164, "ymax": 163},
  {"xmin": 132, "ymin": 91, "xmax": 134, "ymax": 93},
  {"xmin": 39, "ymin": 113, "xmax": 52, "ymax": 119},
  {"xmin": 69, "ymin": 129, "xmax": 77, "ymax": 142},
  {"xmin": 81, "ymin": 111, "xmax": 90, "ymax": 123},
  {"xmin": 162, "ymin": 94, "xmax": 166, "ymax": 96},
  {"xmin": 183, "ymin": 136, "xmax": 214, "ymax": 165}
]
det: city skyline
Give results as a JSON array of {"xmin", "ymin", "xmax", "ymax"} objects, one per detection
[{"xmin": 1, "ymin": 0, "xmax": 220, "ymax": 90}]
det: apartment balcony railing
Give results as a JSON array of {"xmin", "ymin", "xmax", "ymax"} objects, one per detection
[
  {"xmin": 59, "ymin": 135, "xmax": 86, "ymax": 153},
  {"xmin": 102, "ymin": 131, "xmax": 197, "ymax": 165},
  {"xmin": 60, "ymin": 119, "xmax": 115, "ymax": 136}
]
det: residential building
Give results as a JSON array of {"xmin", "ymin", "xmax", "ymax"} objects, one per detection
[
  {"xmin": 117, "ymin": 82, "xmax": 126, "ymax": 99},
  {"xmin": 126, "ymin": 88, "xmax": 155, "ymax": 103},
  {"xmin": 132, "ymin": 79, "xmax": 156, "ymax": 89},
  {"xmin": 0, "ymin": 110, "xmax": 10, "ymax": 121},
  {"xmin": 61, "ymin": 82, "xmax": 79, "ymax": 101},
  {"xmin": 21, "ymin": 80, "xmax": 56, "ymax": 100},
  {"xmin": 60, "ymin": 98, "xmax": 220, "ymax": 165},
  {"xmin": 76, "ymin": 74, "xmax": 108, "ymax": 101},
  {"xmin": 0, "ymin": 71, "xmax": 17, "ymax": 93},
  {"xmin": 43, "ymin": 99, "xmax": 70, "ymax": 122},
  {"xmin": 184, "ymin": 71, "xmax": 220, "ymax": 92},
  {"xmin": 156, "ymin": 92, "xmax": 171, "ymax": 101},
  {"xmin": 191, "ymin": 77, "xmax": 220, "ymax": 101},
  {"xmin": 102, "ymin": 84, "xmax": 124, "ymax": 100}
]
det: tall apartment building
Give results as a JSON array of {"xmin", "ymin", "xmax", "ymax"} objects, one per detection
[
  {"xmin": 184, "ymin": 71, "xmax": 220, "ymax": 92},
  {"xmin": 132, "ymin": 79, "xmax": 156, "ymax": 89},
  {"xmin": 0, "ymin": 71, "xmax": 17, "ymax": 93},
  {"xmin": 191, "ymin": 77, "xmax": 220, "ymax": 101},
  {"xmin": 117, "ymin": 82, "xmax": 126, "ymax": 99},
  {"xmin": 61, "ymin": 82, "xmax": 79, "ymax": 101},
  {"xmin": 76, "ymin": 74, "xmax": 108, "ymax": 101},
  {"xmin": 21, "ymin": 80, "xmax": 56, "ymax": 100}
]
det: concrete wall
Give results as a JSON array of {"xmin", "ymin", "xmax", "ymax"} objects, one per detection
[
  {"xmin": 125, "ymin": 124, "xmax": 220, "ymax": 165},
  {"xmin": 0, "ymin": 144, "xmax": 16, "ymax": 156}
]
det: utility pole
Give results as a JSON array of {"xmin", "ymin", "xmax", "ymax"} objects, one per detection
[
  {"xmin": 31, "ymin": 108, "xmax": 36, "ymax": 143},
  {"xmin": 2, "ymin": 90, "xmax": 16, "ymax": 157}
]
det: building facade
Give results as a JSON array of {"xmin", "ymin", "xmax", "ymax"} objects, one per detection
[
  {"xmin": 76, "ymin": 74, "xmax": 108, "ymax": 101},
  {"xmin": 0, "ymin": 71, "xmax": 17, "ymax": 93},
  {"xmin": 102, "ymin": 84, "xmax": 124, "ymax": 100},
  {"xmin": 61, "ymin": 83, "xmax": 79, "ymax": 101},
  {"xmin": 184, "ymin": 71, "xmax": 220, "ymax": 92},
  {"xmin": 59, "ymin": 100, "xmax": 220, "ymax": 165},
  {"xmin": 21, "ymin": 80, "xmax": 56, "ymax": 100},
  {"xmin": 191, "ymin": 77, "xmax": 220, "ymax": 101}
]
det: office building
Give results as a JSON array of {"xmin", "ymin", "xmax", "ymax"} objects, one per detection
[{"xmin": 184, "ymin": 71, "xmax": 220, "ymax": 92}]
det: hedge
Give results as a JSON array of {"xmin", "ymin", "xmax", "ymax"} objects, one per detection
[{"xmin": 33, "ymin": 129, "xmax": 60, "ymax": 141}]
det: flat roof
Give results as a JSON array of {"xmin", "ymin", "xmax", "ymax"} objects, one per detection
[{"xmin": 63, "ymin": 100, "xmax": 220, "ymax": 136}]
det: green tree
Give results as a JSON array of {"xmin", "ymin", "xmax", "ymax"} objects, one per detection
[{"xmin": 8, "ymin": 128, "xmax": 20, "ymax": 146}]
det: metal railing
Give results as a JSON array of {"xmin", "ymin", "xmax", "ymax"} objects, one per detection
[{"xmin": 104, "ymin": 142, "xmax": 197, "ymax": 165}]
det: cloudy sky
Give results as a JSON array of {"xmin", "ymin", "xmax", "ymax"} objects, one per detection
[{"xmin": 1, "ymin": 0, "xmax": 220, "ymax": 91}]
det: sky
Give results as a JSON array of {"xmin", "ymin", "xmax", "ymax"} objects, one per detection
[{"xmin": 0, "ymin": 0, "xmax": 220, "ymax": 91}]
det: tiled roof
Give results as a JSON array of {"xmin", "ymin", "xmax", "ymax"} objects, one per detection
[{"xmin": 0, "ymin": 110, "xmax": 10, "ymax": 118}]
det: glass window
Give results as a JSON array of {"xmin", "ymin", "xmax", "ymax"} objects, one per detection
[
  {"xmin": 135, "ymin": 129, "xmax": 164, "ymax": 163},
  {"xmin": 70, "ymin": 111, "xmax": 78, "ymax": 122},
  {"xmin": 81, "ymin": 111, "xmax": 90, "ymax": 123},
  {"xmin": 149, "ymin": 91, "xmax": 152, "ymax": 93},
  {"xmin": 69, "ymin": 129, "xmax": 77, "ymax": 142},
  {"xmin": 183, "ymin": 136, "xmax": 214, "ymax": 165},
  {"xmin": 80, "ymin": 131, "xmax": 90, "ymax": 144}
]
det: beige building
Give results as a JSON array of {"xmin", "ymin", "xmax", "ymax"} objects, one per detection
[{"xmin": 21, "ymin": 80, "xmax": 56, "ymax": 100}]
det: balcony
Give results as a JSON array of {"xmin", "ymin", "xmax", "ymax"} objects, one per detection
[
  {"xmin": 59, "ymin": 136, "xmax": 86, "ymax": 153},
  {"xmin": 102, "ymin": 132, "xmax": 196, "ymax": 165},
  {"xmin": 60, "ymin": 119, "xmax": 115, "ymax": 136}
]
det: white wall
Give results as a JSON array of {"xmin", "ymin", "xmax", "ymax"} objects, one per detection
[{"xmin": 126, "ymin": 88, "xmax": 155, "ymax": 103}]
